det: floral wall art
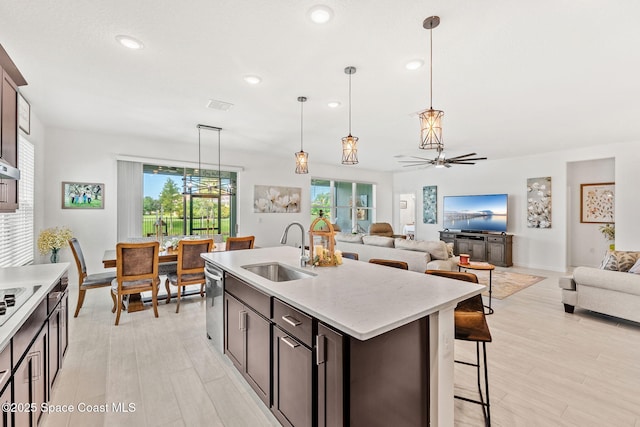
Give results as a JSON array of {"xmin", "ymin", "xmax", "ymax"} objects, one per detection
[
  {"xmin": 527, "ymin": 177, "xmax": 552, "ymax": 228},
  {"xmin": 422, "ymin": 185, "xmax": 437, "ymax": 224},
  {"xmin": 580, "ymin": 182, "xmax": 614, "ymax": 223},
  {"xmin": 254, "ymin": 185, "xmax": 301, "ymax": 213}
]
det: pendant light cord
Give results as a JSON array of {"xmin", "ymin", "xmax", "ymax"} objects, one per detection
[
  {"xmin": 300, "ymin": 100, "xmax": 304, "ymax": 151},
  {"xmin": 348, "ymin": 71, "xmax": 352, "ymax": 135},
  {"xmin": 429, "ymin": 25, "xmax": 433, "ymax": 110}
]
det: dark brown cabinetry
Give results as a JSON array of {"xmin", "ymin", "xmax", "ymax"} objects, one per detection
[
  {"xmin": 14, "ymin": 323, "xmax": 47, "ymax": 427},
  {"xmin": 316, "ymin": 323, "xmax": 343, "ymax": 427},
  {"xmin": 220, "ymin": 270, "xmax": 431, "ymax": 426},
  {"xmin": 0, "ymin": 344, "xmax": 11, "ymax": 427},
  {"xmin": 224, "ymin": 274, "xmax": 271, "ymax": 406},
  {"xmin": 48, "ymin": 278, "xmax": 69, "ymax": 390},
  {"xmin": 0, "ymin": 45, "xmax": 27, "ymax": 213},
  {"xmin": 440, "ymin": 231, "xmax": 513, "ymax": 267},
  {"xmin": 272, "ymin": 299, "xmax": 313, "ymax": 427}
]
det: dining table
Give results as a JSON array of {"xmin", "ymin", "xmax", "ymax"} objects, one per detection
[{"xmin": 102, "ymin": 239, "xmax": 226, "ymax": 312}]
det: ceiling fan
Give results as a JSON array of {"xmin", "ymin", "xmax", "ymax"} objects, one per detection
[{"xmin": 399, "ymin": 147, "xmax": 487, "ymax": 168}]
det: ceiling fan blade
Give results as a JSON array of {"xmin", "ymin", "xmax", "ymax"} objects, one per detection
[
  {"xmin": 446, "ymin": 152, "xmax": 478, "ymax": 161},
  {"xmin": 406, "ymin": 155, "xmax": 438, "ymax": 161},
  {"xmin": 402, "ymin": 163, "xmax": 434, "ymax": 168},
  {"xmin": 398, "ymin": 160, "xmax": 435, "ymax": 165},
  {"xmin": 447, "ymin": 161, "xmax": 478, "ymax": 165}
]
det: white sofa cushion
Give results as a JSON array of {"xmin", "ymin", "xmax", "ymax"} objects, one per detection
[
  {"xmin": 394, "ymin": 238, "xmax": 449, "ymax": 260},
  {"xmin": 335, "ymin": 233, "xmax": 364, "ymax": 243},
  {"xmin": 362, "ymin": 235, "xmax": 395, "ymax": 247}
]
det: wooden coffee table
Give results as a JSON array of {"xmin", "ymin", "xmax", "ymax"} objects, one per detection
[{"xmin": 458, "ymin": 262, "xmax": 495, "ymax": 315}]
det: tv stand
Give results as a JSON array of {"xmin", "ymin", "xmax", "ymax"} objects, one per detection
[{"xmin": 440, "ymin": 231, "xmax": 513, "ymax": 267}]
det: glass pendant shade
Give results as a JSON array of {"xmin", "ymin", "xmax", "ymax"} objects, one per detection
[
  {"xmin": 295, "ymin": 150, "xmax": 309, "ymax": 174},
  {"xmin": 419, "ymin": 108, "xmax": 444, "ymax": 150},
  {"xmin": 341, "ymin": 134, "xmax": 359, "ymax": 165}
]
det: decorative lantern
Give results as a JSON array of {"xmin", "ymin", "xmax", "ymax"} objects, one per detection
[{"xmin": 308, "ymin": 217, "xmax": 338, "ymax": 267}]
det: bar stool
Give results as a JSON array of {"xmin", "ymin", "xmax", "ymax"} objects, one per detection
[
  {"xmin": 369, "ymin": 258, "xmax": 409, "ymax": 270},
  {"xmin": 425, "ymin": 270, "xmax": 492, "ymax": 426},
  {"xmin": 341, "ymin": 252, "xmax": 359, "ymax": 260}
]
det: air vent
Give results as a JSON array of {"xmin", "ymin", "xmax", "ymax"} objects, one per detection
[{"xmin": 206, "ymin": 99, "xmax": 234, "ymax": 111}]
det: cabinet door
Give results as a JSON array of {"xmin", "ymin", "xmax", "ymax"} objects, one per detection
[
  {"xmin": 471, "ymin": 241, "xmax": 487, "ymax": 261},
  {"xmin": 49, "ymin": 302, "xmax": 60, "ymax": 390},
  {"xmin": 317, "ymin": 324, "xmax": 344, "ymax": 427},
  {"xmin": 0, "ymin": 381, "xmax": 10, "ymax": 427},
  {"xmin": 457, "ymin": 240, "xmax": 470, "ymax": 256},
  {"xmin": 60, "ymin": 291, "xmax": 69, "ymax": 358},
  {"xmin": 272, "ymin": 327, "xmax": 312, "ymax": 427},
  {"xmin": 224, "ymin": 293, "xmax": 245, "ymax": 369},
  {"xmin": 0, "ymin": 70, "xmax": 18, "ymax": 212},
  {"xmin": 14, "ymin": 327, "xmax": 47, "ymax": 427},
  {"xmin": 487, "ymin": 242, "xmax": 504, "ymax": 265},
  {"xmin": 245, "ymin": 309, "xmax": 271, "ymax": 406}
]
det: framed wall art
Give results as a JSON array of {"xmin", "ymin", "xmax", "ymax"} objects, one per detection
[
  {"xmin": 62, "ymin": 182, "xmax": 104, "ymax": 209},
  {"xmin": 422, "ymin": 185, "xmax": 437, "ymax": 224},
  {"xmin": 580, "ymin": 182, "xmax": 614, "ymax": 223},
  {"xmin": 254, "ymin": 185, "xmax": 301, "ymax": 213},
  {"xmin": 526, "ymin": 177, "xmax": 552, "ymax": 228}
]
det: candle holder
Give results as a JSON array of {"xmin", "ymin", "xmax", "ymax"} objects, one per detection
[{"xmin": 309, "ymin": 217, "xmax": 338, "ymax": 267}]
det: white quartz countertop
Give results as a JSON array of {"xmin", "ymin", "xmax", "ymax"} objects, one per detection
[
  {"xmin": 0, "ymin": 263, "xmax": 69, "ymax": 351},
  {"xmin": 202, "ymin": 247, "xmax": 484, "ymax": 340}
]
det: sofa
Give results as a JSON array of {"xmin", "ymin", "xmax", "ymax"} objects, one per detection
[
  {"xmin": 559, "ymin": 250, "xmax": 640, "ymax": 323},
  {"xmin": 335, "ymin": 233, "xmax": 459, "ymax": 273}
]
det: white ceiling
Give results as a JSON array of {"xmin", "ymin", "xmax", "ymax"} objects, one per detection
[{"xmin": 1, "ymin": 0, "xmax": 639, "ymax": 172}]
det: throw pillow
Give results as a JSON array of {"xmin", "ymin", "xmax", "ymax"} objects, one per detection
[
  {"xmin": 335, "ymin": 233, "xmax": 364, "ymax": 244},
  {"xmin": 614, "ymin": 251, "xmax": 640, "ymax": 272},
  {"xmin": 599, "ymin": 251, "xmax": 618, "ymax": 271},
  {"xmin": 629, "ymin": 258, "xmax": 640, "ymax": 274},
  {"xmin": 445, "ymin": 242, "xmax": 454, "ymax": 258},
  {"xmin": 394, "ymin": 239, "xmax": 449, "ymax": 260},
  {"xmin": 362, "ymin": 235, "xmax": 395, "ymax": 248}
]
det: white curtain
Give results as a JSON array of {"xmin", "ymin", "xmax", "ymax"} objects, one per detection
[{"xmin": 117, "ymin": 160, "xmax": 143, "ymax": 241}]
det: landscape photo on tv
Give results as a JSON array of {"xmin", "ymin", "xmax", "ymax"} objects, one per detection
[{"xmin": 443, "ymin": 194, "xmax": 508, "ymax": 232}]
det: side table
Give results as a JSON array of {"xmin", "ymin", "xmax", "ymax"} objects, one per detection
[{"xmin": 458, "ymin": 262, "xmax": 495, "ymax": 315}]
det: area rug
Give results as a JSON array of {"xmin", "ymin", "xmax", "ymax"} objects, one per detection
[{"xmin": 471, "ymin": 270, "xmax": 546, "ymax": 300}]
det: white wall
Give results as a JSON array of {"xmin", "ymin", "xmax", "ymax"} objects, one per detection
[
  {"xmin": 567, "ymin": 158, "xmax": 615, "ymax": 267},
  {"xmin": 39, "ymin": 128, "xmax": 392, "ymax": 274},
  {"xmin": 393, "ymin": 141, "xmax": 640, "ymax": 272}
]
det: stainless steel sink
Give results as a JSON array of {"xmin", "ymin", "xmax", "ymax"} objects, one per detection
[{"xmin": 241, "ymin": 262, "xmax": 316, "ymax": 282}]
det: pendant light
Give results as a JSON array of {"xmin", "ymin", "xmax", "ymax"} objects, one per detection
[
  {"xmin": 295, "ymin": 96, "xmax": 309, "ymax": 174},
  {"xmin": 341, "ymin": 66, "xmax": 359, "ymax": 165},
  {"xmin": 418, "ymin": 16, "xmax": 444, "ymax": 150}
]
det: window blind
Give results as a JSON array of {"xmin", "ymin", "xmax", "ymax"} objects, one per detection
[{"xmin": 0, "ymin": 137, "xmax": 35, "ymax": 267}]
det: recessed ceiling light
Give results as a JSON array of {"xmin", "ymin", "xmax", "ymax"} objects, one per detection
[
  {"xmin": 327, "ymin": 101, "xmax": 341, "ymax": 108},
  {"xmin": 405, "ymin": 59, "xmax": 424, "ymax": 70},
  {"xmin": 243, "ymin": 75, "xmax": 262, "ymax": 85},
  {"xmin": 115, "ymin": 35, "xmax": 144, "ymax": 50},
  {"xmin": 308, "ymin": 5, "xmax": 334, "ymax": 24}
]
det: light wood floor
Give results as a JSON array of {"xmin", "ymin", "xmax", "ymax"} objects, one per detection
[{"xmin": 41, "ymin": 266, "xmax": 640, "ymax": 427}]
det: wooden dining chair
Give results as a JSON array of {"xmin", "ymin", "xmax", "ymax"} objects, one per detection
[
  {"xmin": 225, "ymin": 235, "xmax": 255, "ymax": 251},
  {"xmin": 165, "ymin": 239, "xmax": 213, "ymax": 313},
  {"xmin": 69, "ymin": 238, "xmax": 117, "ymax": 317},
  {"xmin": 111, "ymin": 241, "xmax": 160, "ymax": 325},
  {"xmin": 341, "ymin": 252, "xmax": 359, "ymax": 260},
  {"xmin": 368, "ymin": 258, "xmax": 409, "ymax": 270},
  {"xmin": 425, "ymin": 270, "xmax": 492, "ymax": 425}
]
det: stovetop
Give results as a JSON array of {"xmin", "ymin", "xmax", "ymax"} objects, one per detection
[{"xmin": 0, "ymin": 287, "xmax": 36, "ymax": 327}]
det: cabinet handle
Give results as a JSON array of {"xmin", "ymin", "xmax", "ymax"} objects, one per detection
[
  {"xmin": 239, "ymin": 311, "xmax": 247, "ymax": 331},
  {"xmin": 316, "ymin": 335, "xmax": 326, "ymax": 365},
  {"xmin": 281, "ymin": 336, "xmax": 299, "ymax": 349},
  {"xmin": 281, "ymin": 315, "xmax": 302, "ymax": 327}
]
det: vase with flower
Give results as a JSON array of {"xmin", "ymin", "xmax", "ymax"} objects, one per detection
[{"xmin": 38, "ymin": 226, "xmax": 73, "ymax": 263}]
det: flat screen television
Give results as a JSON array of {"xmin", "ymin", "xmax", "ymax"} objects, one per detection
[{"xmin": 443, "ymin": 194, "xmax": 508, "ymax": 233}]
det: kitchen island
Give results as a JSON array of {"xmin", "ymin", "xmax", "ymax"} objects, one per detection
[{"xmin": 203, "ymin": 246, "xmax": 484, "ymax": 426}]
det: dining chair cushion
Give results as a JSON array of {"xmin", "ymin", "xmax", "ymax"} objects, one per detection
[
  {"xmin": 111, "ymin": 278, "xmax": 159, "ymax": 292},
  {"xmin": 83, "ymin": 271, "xmax": 117, "ymax": 288},
  {"xmin": 120, "ymin": 246, "xmax": 156, "ymax": 275},
  {"xmin": 166, "ymin": 272, "xmax": 205, "ymax": 285}
]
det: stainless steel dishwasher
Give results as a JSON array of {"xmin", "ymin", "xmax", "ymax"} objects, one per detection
[{"xmin": 204, "ymin": 262, "xmax": 224, "ymax": 353}]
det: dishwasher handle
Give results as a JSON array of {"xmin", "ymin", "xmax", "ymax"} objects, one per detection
[{"xmin": 204, "ymin": 268, "xmax": 223, "ymax": 282}]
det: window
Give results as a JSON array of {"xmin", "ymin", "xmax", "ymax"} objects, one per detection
[
  {"xmin": 0, "ymin": 137, "xmax": 35, "ymax": 267},
  {"xmin": 310, "ymin": 179, "xmax": 375, "ymax": 233},
  {"xmin": 142, "ymin": 164, "xmax": 237, "ymax": 238}
]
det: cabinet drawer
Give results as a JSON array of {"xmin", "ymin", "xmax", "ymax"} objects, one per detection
[
  {"xmin": 13, "ymin": 299, "xmax": 47, "ymax": 365},
  {"xmin": 487, "ymin": 236, "xmax": 503, "ymax": 243},
  {"xmin": 273, "ymin": 298, "xmax": 313, "ymax": 348},
  {"xmin": 225, "ymin": 274, "xmax": 271, "ymax": 319},
  {"xmin": 440, "ymin": 232, "xmax": 455, "ymax": 240},
  {"xmin": 0, "ymin": 344, "xmax": 10, "ymax": 390}
]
